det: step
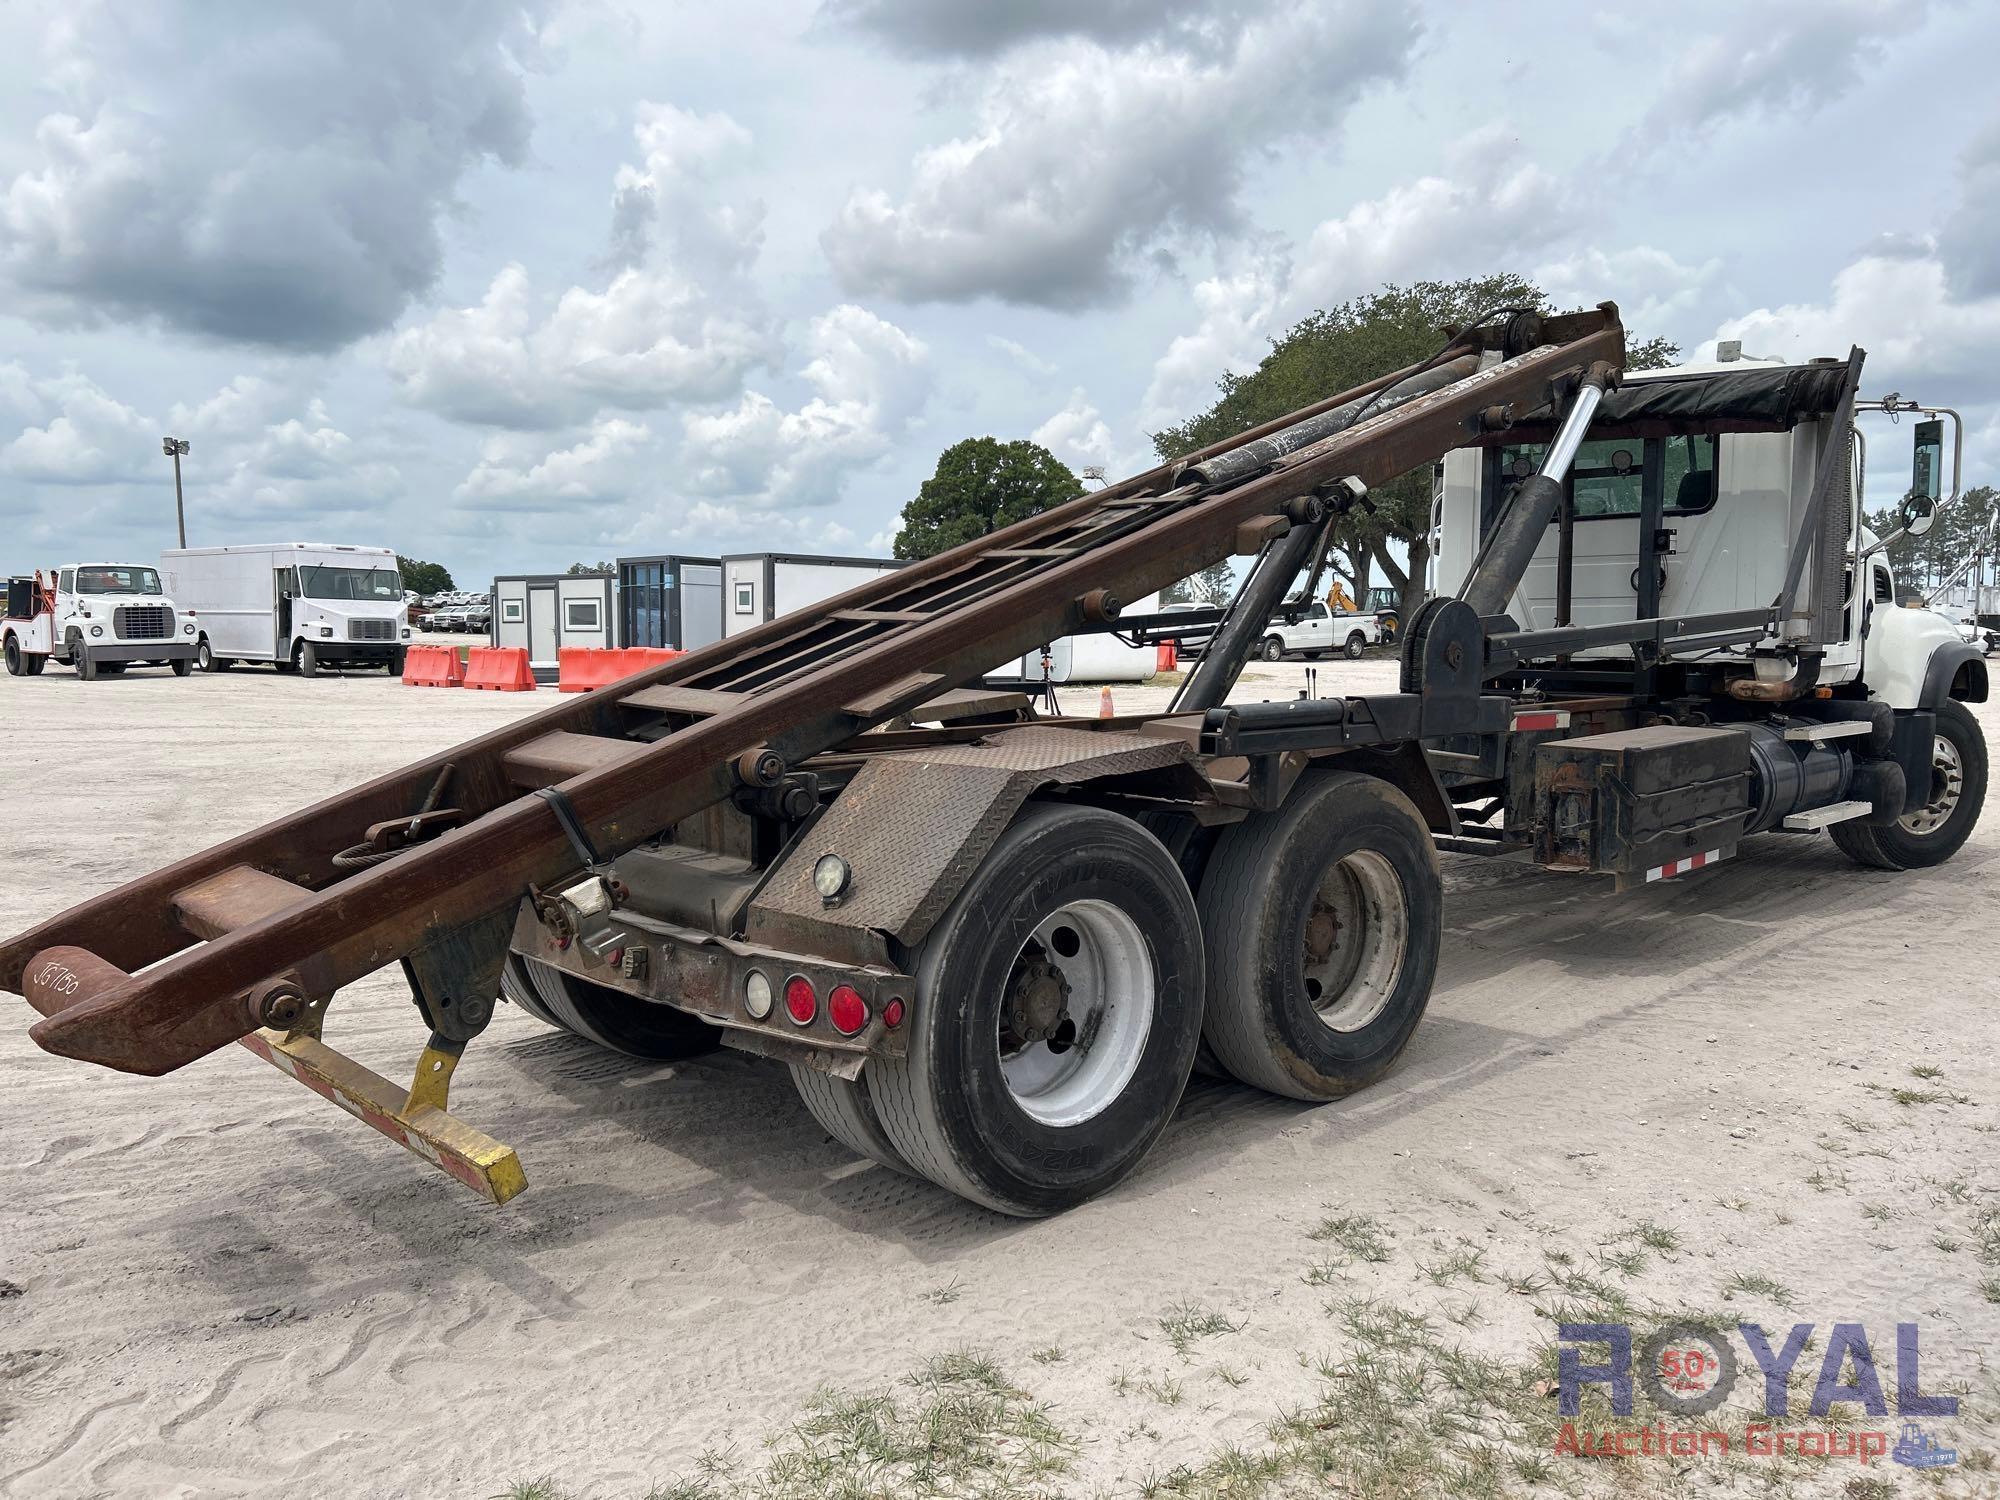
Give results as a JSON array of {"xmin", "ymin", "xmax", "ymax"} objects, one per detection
[
  {"xmin": 503, "ymin": 731, "xmax": 647, "ymax": 790},
  {"xmin": 172, "ymin": 865, "xmax": 311, "ymax": 940},
  {"xmin": 1783, "ymin": 799, "xmax": 1874, "ymax": 831},
  {"xmin": 1783, "ymin": 721, "xmax": 1874, "ymax": 743}
]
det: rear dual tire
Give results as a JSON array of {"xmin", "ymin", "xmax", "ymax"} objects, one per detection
[
  {"xmin": 1197, "ymin": 772, "xmax": 1440, "ymax": 1101},
  {"xmin": 863, "ymin": 803, "xmax": 1203, "ymax": 1217},
  {"xmin": 500, "ymin": 953, "xmax": 719, "ymax": 1060}
]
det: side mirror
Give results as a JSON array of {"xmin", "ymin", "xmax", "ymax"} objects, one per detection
[
  {"xmin": 1899, "ymin": 490, "xmax": 1938, "ymax": 538},
  {"xmin": 1911, "ymin": 417, "xmax": 1944, "ymax": 504}
]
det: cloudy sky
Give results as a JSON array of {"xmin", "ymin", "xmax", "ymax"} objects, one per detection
[{"xmin": 2, "ymin": 0, "xmax": 1995, "ymax": 585}]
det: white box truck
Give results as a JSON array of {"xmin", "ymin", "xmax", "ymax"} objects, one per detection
[
  {"xmin": 162, "ymin": 543, "xmax": 411, "ymax": 676},
  {"xmin": 721, "ymin": 553, "xmax": 905, "ymax": 638}
]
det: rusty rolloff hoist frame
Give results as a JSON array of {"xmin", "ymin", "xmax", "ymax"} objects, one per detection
[{"xmin": 4, "ymin": 303, "xmax": 1983, "ymax": 1214}]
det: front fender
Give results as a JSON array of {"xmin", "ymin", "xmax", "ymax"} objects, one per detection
[
  {"xmin": 1921, "ymin": 641, "xmax": 1988, "ymax": 708},
  {"xmin": 1863, "ymin": 604, "xmax": 1976, "ymax": 709}
]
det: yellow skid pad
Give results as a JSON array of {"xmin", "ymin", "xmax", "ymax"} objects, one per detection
[{"xmin": 238, "ymin": 1030, "xmax": 527, "ymax": 1204}]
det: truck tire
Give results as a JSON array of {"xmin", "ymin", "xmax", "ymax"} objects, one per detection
[
  {"xmin": 500, "ymin": 953, "xmax": 719, "ymax": 1060},
  {"xmin": 868, "ymin": 803, "xmax": 1203, "ymax": 1217},
  {"xmin": 3, "ymin": 634, "xmax": 21, "ymax": 676},
  {"xmin": 24, "ymin": 652, "xmax": 43, "ymax": 675},
  {"xmin": 74, "ymin": 634, "xmax": 97, "ymax": 682},
  {"xmin": 171, "ymin": 655, "xmax": 192, "ymax": 676},
  {"xmin": 1197, "ymin": 771, "xmax": 1440, "ymax": 1101},
  {"xmin": 1344, "ymin": 631, "xmax": 1367, "ymax": 659},
  {"xmin": 790, "ymin": 1065, "xmax": 915, "ymax": 1175},
  {"xmin": 389, "ymin": 646, "xmax": 407, "ymax": 676},
  {"xmin": 1260, "ymin": 636, "xmax": 1284, "ymax": 662},
  {"xmin": 1831, "ymin": 701, "xmax": 1986, "ymax": 871},
  {"xmin": 297, "ymin": 640, "xmax": 319, "ymax": 678},
  {"xmin": 196, "ymin": 638, "xmax": 231, "ymax": 672}
]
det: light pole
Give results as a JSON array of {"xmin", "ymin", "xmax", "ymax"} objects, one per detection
[{"xmin": 162, "ymin": 437, "xmax": 190, "ymax": 547}]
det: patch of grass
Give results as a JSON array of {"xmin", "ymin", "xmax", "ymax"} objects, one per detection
[
  {"xmin": 1936, "ymin": 1235, "xmax": 1962, "ymax": 1254},
  {"xmin": 1910, "ymin": 1063, "xmax": 1945, "ymax": 1080},
  {"xmin": 1861, "ymin": 1202, "xmax": 1894, "ymax": 1223},
  {"xmin": 1308, "ymin": 1212, "xmax": 1392, "ymax": 1264},
  {"xmin": 1723, "ymin": 1271, "xmax": 1798, "ymax": 1309},
  {"xmin": 1500, "ymin": 1271, "xmax": 1548, "ymax": 1297},
  {"xmin": 1630, "ymin": 1219, "xmax": 1681, "ymax": 1254},
  {"xmin": 1301, "ymin": 1258, "xmax": 1344, "ymax": 1288},
  {"xmin": 1029, "ymin": 1344, "xmax": 1064, "ymax": 1365},
  {"xmin": 494, "ymin": 1482, "xmax": 565, "ymax": 1500},
  {"xmin": 1211, "ymin": 1365, "xmax": 1249, "ymax": 1389},
  {"xmin": 1159, "ymin": 1301, "xmax": 1245, "ymax": 1360},
  {"xmin": 923, "ymin": 1277, "xmax": 962, "ymax": 1306},
  {"xmin": 1807, "ymin": 1164, "xmax": 1851, "ymax": 1194},
  {"xmin": 1418, "ymin": 1245, "xmax": 1486, "ymax": 1287},
  {"xmin": 1869, "ymin": 1082, "xmax": 1972, "ymax": 1107},
  {"xmin": 1595, "ymin": 1244, "xmax": 1647, "ymax": 1277},
  {"xmin": 1981, "ymin": 1277, "xmax": 2000, "ymax": 1306}
]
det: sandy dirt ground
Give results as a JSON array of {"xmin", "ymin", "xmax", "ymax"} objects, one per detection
[{"xmin": 1, "ymin": 656, "xmax": 1995, "ymax": 1499}]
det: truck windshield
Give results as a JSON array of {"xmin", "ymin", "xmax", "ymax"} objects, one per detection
[
  {"xmin": 299, "ymin": 565, "xmax": 401, "ymax": 601},
  {"xmin": 75, "ymin": 566, "xmax": 162, "ymax": 596}
]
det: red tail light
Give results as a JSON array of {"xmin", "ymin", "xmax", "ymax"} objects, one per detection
[
  {"xmin": 784, "ymin": 975, "xmax": 817, "ymax": 1025},
  {"xmin": 828, "ymin": 984, "xmax": 868, "ymax": 1036},
  {"xmin": 882, "ymin": 997, "xmax": 906, "ymax": 1029}
]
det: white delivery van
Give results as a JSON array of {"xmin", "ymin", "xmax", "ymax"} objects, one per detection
[
  {"xmin": 163, "ymin": 543, "xmax": 411, "ymax": 676},
  {"xmin": 2, "ymin": 563, "xmax": 198, "ymax": 680}
]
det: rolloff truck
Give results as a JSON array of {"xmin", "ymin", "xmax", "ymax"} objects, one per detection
[
  {"xmin": 1, "ymin": 304, "xmax": 1986, "ymax": 1214},
  {"xmin": 3, "ymin": 563, "xmax": 198, "ymax": 679}
]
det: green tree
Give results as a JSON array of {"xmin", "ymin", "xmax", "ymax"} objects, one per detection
[
  {"xmin": 1867, "ymin": 483, "xmax": 1997, "ymax": 598},
  {"xmin": 1152, "ymin": 276, "xmax": 1681, "ymax": 624},
  {"xmin": 397, "ymin": 555, "xmax": 454, "ymax": 593},
  {"xmin": 565, "ymin": 561, "xmax": 613, "ymax": 576},
  {"xmin": 895, "ymin": 437, "xmax": 1079, "ymax": 560}
]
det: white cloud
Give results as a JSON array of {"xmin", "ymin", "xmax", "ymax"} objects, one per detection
[
  {"xmin": 1032, "ymin": 388, "xmax": 1146, "ymax": 481},
  {"xmin": 681, "ymin": 304, "xmax": 930, "ymax": 507},
  {"xmin": 1533, "ymin": 246, "xmax": 1722, "ymax": 335},
  {"xmin": 988, "ymin": 335, "xmax": 1058, "ymax": 376},
  {"xmin": 821, "ymin": 3, "xmax": 1419, "ymax": 307},
  {"xmin": 0, "ymin": 2, "xmax": 547, "ymax": 349},
  {"xmin": 387, "ymin": 261, "xmax": 774, "ymax": 428},
  {"xmin": 0, "ymin": 366, "xmax": 151, "ymax": 484},
  {"xmin": 454, "ymin": 417, "xmax": 652, "ymax": 510},
  {"xmin": 1142, "ymin": 244, "xmax": 1290, "ymax": 430},
  {"xmin": 388, "ymin": 100, "xmax": 774, "ymax": 430}
]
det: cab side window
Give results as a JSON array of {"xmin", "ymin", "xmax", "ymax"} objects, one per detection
[{"xmin": 58, "ymin": 568, "xmax": 74, "ymax": 595}]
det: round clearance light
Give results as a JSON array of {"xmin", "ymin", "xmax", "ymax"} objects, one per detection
[
  {"xmin": 744, "ymin": 970, "xmax": 774, "ymax": 1019},
  {"xmin": 828, "ymin": 984, "xmax": 868, "ymax": 1037},
  {"xmin": 784, "ymin": 975, "xmax": 817, "ymax": 1026},
  {"xmin": 812, "ymin": 853, "xmax": 851, "ymax": 902},
  {"xmin": 882, "ymin": 997, "xmax": 906, "ymax": 1029},
  {"xmin": 90, "ymin": 625, "xmax": 103, "ymax": 638}
]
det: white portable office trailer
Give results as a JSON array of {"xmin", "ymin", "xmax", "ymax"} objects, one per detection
[
  {"xmin": 987, "ymin": 592, "xmax": 1163, "ymax": 685},
  {"xmin": 491, "ymin": 573, "xmax": 613, "ymax": 681},
  {"xmin": 162, "ymin": 542, "xmax": 409, "ymax": 675},
  {"xmin": 614, "ymin": 555, "xmax": 723, "ymax": 651},
  {"xmin": 720, "ymin": 553, "xmax": 906, "ymax": 638}
]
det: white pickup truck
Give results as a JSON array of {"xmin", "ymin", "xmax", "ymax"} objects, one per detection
[
  {"xmin": 1257, "ymin": 599, "xmax": 1383, "ymax": 660},
  {"xmin": 3, "ymin": 564, "xmax": 198, "ymax": 680}
]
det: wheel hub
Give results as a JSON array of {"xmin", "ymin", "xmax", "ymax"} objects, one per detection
[
  {"xmin": 1005, "ymin": 947, "xmax": 1072, "ymax": 1045},
  {"xmin": 1899, "ymin": 733, "xmax": 1964, "ymax": 836}
]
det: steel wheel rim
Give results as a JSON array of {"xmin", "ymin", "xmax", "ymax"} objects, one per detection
[
  {"xmin": 1302, "ymin": 849, "xmax": 1407, "ymax": 1032},
  {"xmin": 1899, "ymin": 733, "xmax": 1964, "ymax": 836},
  {"xmin": 998, "ymin": 899, "xmax": 1154, "ymax": 1128}
]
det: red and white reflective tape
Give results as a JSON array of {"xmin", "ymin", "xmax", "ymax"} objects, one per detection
[
  {"xmin": 1644, "ymin": 847, "xmax": 1730, "ymax": 882},
  {"xmin": 1510, "ymin": 709, "xmax": 1571, "ymax": 732}
]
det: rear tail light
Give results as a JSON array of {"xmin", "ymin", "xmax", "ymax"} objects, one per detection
[
  {"xmin": 744, "ymin": 970, "xmax": 773, "ymax": 1019},
  {"xmin": 784, "ymin": 975, "xmax": 817, "ymax": 1025},
  {"xmin": 882, "ymin": 997, "xmax": 906, "ymax": 1029},
  {"xmin": 828, "ymin": 984, "xmax": 868, "ymax": 1036}
]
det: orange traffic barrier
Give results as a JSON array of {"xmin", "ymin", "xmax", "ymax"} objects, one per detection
[
  {"xmin": 557, "ymin": 647, "xmax": 621, "ymax": 693},
  {"xmin": 402, "ymin": 643, "xmax": 464, "ymax": 688},
  {"xmin": 619, "ymin": 647, "xmax": 682, "ymax": 675},
  {"xmin": 463, "ymin": 646, "xmax": 536, "ymax": 692},
  {"xmin": 1099, "ymin": 687, "xmax": 1115, "ymax": 718},
  {"xmin": 1156, "ymin": 640, "xmax": 1177, "ymax": 671}
]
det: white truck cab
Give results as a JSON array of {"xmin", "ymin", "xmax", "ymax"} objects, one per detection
[
  {"xmin": 1258, "ymin": 598, "xmax": 1382, "ymax": 661},
  {"xmin": 3, "ymin": 563, "xmax": 198, "ymax": 680},
  {"xmin": 1431, "ymin": 350, "xmax": 1977, "ymax": 711},
  {"xmin": 162, "ymin": 543, "xmax": 411, "ymax": 676}
]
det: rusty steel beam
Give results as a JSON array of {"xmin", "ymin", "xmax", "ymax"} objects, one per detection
[{"xmin": 5, "ymin": 309, "xmax": 1623, "ymax": 1078}]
